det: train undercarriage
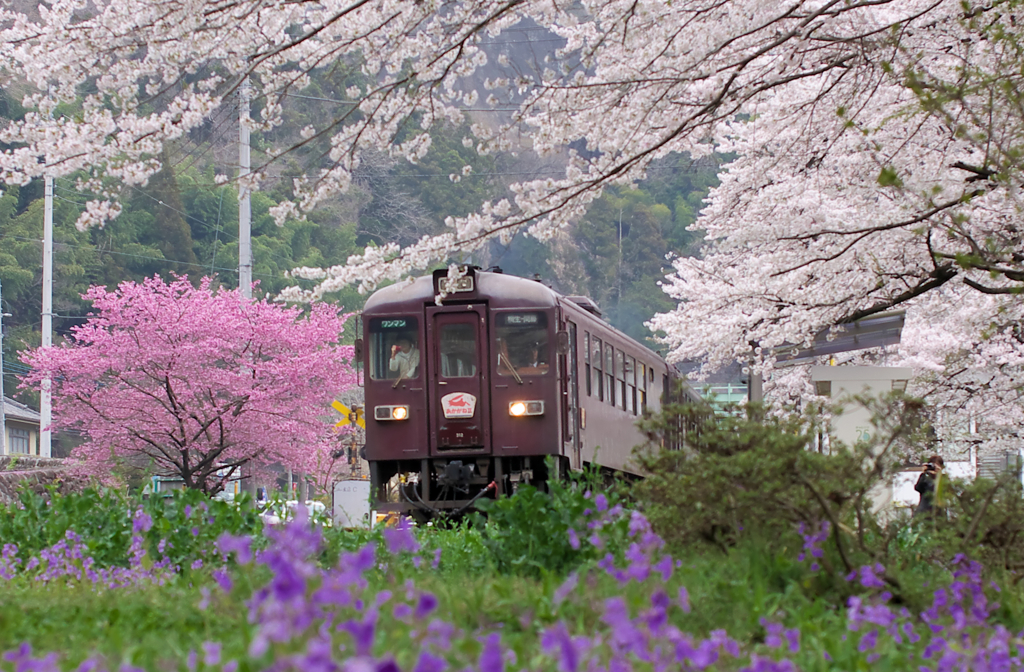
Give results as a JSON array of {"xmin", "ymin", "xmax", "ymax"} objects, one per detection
[{"xmin": 370, "ymin": 455, "xmax": 565, "ymax": 519}]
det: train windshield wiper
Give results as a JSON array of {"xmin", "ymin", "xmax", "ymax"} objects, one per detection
[{"xmin": 498, "ymin": 352, "xmax": 524, "ymax": 385}]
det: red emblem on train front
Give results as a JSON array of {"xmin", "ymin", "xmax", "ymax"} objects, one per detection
[{"xmin": 441, "ymin": 392, "xmax": 477, "ymax": 419}]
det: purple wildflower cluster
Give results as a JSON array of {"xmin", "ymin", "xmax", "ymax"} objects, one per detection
[
  {"xmin": 5, "ymin": 499, "xmax": 1024, "ymax": 672},
  {"xmin": 0, "ymin": 510, "xmax": 171, "ymax": 589},
  {"xmin": 840, "ymin": 554, "xmax": 1024, "ymax": 670},
  {"xmin": 194, "ymin": 505, "xmax": 819, "ymax": 672},
  {"xmin": 796, "ymin": 521, "xmax": 829, "ymax": 572}
]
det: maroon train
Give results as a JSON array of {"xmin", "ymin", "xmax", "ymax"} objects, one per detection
[{"xmin": 359, "ymin": 266, "xmax": 695, "ymax": 515}]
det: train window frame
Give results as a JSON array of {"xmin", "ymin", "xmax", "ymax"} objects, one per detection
[
  {"xmin": 494, "ymin": 310, "xmax": 551, "ymax": 377},
  {"xmin": 604, "ymin": 343, "xmax": 615, "ymax": 407},
  {"xmin": 615, "ymin": 349, "xmax": 626, "ymax": 411},
  {"xmin": 368, "ymin": 316, "xmax": 421, "ymax": 381},
  {"xmin": 639, "ymin": 362, "xmax": 648, "ymax": 412},
  {"xmin": 439, "ymin": 322, "xmax": 478, "ymax": 378},
  {"xmin": 627, "ymin": 356, "xmax": 637, "ymax": 415},
  {"xmin": 591, "ymin": 336, "xmax": 603, "ymax": 401},
  {"xmin": 584, "ymin": 332, "xmax": 592, "ymax": 397}
]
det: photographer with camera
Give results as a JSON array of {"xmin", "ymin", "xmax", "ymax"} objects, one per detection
[{"xmin": 914, "ymin": 454, "xmax": 945, "ymax": 518}]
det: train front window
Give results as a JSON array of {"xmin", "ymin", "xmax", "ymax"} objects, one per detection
[
  {"xmin": 439, "ymin": 323, "xmax": 477, "ymax": 378},
  {"xmin": 368, "ymin": 317, "xmax": 421, "ymax": 381},
  {"xmin": 496, "ymin": 311, "xmax": 550, "ymax": 376}
]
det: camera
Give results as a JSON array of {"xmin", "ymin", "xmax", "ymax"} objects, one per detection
[{"xmin": 924, "ymin": 462, "xmax": 938, "ymax": 473}]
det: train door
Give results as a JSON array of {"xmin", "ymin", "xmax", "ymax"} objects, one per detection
[
  {"xmin": 562, "ymin": 321, "xmax": 582, "ymax": 468},
  {"xmin": 426, "ymin": 307, "xmax": 490, "ymax": 453}
]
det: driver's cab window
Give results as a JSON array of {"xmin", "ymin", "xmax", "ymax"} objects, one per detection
[
  {"xmin": 369, "ymin": 317, "xmax": 420, "ymax": 380},
  {"xmin": 496, "ymin": 311, "xmax": 550, "ymax": 376}
]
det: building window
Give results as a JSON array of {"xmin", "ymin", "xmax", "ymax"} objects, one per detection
[{"xmin": 9, "ymin": 428, "xmax": 29, "ymax": 455}]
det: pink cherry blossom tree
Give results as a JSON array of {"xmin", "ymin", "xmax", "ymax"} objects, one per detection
[{"xmin": 20, "ymin": 276, "xmax": 358, "ymax": 494}]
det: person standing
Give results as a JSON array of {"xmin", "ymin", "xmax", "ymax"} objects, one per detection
[{"xmin": 914, "ymin": 454, "xmax": 945, "ymax": 517}]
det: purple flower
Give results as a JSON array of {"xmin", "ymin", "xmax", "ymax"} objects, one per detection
[
  {"xmin": 212, "ymin": 569, "xmax": 233, "ymax": 592},
  {"xmin": 432, "ymin": 548, "xmax": 442, "ymax": 569},
  {"xmin": 341, "ymin": 612, "xmax": 377, "ymax": 657},
  {"xmin": 678, "ymin": 586, "xmax": 691, "ymax": 613},
  {"xmin": 595, "ymin": 493, "xmax": 608, "ymax": 512},
  {"xmin": 654, "ymin": 555, "xmax": 673, "ymax": 582},
  {"xmin": 541, "ymin": 622, "xmax": 583, "ymax": 672},
  {"xmin": 554, "ymin": 573, "xmax": 578, "ymax": 605},
  {"xmin": 567, "ymin": 529, "xmax": 580, "ymax": 551},
  {"xmin": 216, "ymin": 534, "xmax": 252, "ymax": 564},
  {"xmin": 413, "ymin": 651, "xmax": 447, "ymax": 672},
  {"xmin": 383, "ymin": 517, "xmax": 420, "ymax": 554},
  {"xmin": 202, "ymin": 642, "xmax": 221, "ymax": 666},
  {"xmin": 415, "ymin": 593, "xmax": 439, "ymax": 619},
  {"xmin": 479, "ymin": 633, "xmax": 503, "ymax": 672},
  {"xmin": 858, "ymin": 629, "xmax": 878, "ymax": 652},
  {"xmin": 132, "ymin": 510, "xmax": 153, "ymax": 534}
]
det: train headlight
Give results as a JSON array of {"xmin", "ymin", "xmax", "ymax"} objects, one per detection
[
  {"xmin": 375, "ymin": 405, "xmax": 410, "ymax": 421},
  {"xmin": 509, "ymin": 401, "xmax": 544, "ymax": 417}
]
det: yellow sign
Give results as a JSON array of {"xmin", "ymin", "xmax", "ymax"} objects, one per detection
[{"xmin": 332, "ymin": 400, "xmax": 366, "ymax": 429}]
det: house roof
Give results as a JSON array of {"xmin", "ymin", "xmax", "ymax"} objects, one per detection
[{"xmin": 3, "ymin": 397, "xmax": 40, "ymax": 424}]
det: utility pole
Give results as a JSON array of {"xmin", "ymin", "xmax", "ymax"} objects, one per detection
[
  {"xmin": 238, "ymin": 78, "xmax": 256, "ymax": 496},
  {"xmin": 41, "ymin": 174, "xmax": 53, "ymax": 458},
  {"xmin": 0, "ymin": 277, "xmax": 7, "ymax": 456},
  {"xmin": 239, "ymin": 77, "xmax": 252, "ymax": 300}
]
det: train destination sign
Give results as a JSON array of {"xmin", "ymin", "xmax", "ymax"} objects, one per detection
[{"xmin": 498, "ymin": 312, "xmax": 547, "ymax": 327}]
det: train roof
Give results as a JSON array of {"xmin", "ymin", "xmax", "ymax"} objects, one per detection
[
  {"xmin": 363, "ymin": 269, "xmax": 560, "ymax": 313},
  {"xmin": 361, "ymin": 267, "xmax": 673, "ymax": 368}
]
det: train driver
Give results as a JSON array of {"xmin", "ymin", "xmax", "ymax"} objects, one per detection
[
  {"xmin": 389, "ymin": 335, "xmax": 420, "ymax": 378},
  {"xmin": 527, "ymin": 343, "xmax": 547, "ymax": 370}
]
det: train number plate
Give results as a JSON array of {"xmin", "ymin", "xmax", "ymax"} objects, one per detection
[{"xmin": 441, "ymin": 392, "xmax": 477, "ymax": 419}]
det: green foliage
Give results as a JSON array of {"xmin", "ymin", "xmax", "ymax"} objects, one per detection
[
  {"xmin": 0, "ymin": 487, "xmax": 263, "ymax": 569},
  {"xmin": 473, "ymin": 463, "xmax": 630, "ymax": 577},
  {"xmin": 142, "ymin": 489, "xmax": 263, "ymax": 571},
  {"xmin": 566, "ymin": 155, "xmax": 717, "ymax": 342},
  {"xmin": 0, "ymin": 488, "xmax": 132, "ymax": 567},
  {"xmin": 633, "ymin": 392, "xmax": 938, "ymax": 603}
]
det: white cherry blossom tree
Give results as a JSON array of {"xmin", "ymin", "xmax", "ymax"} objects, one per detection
[{"xmin": 3, "ymin": 0, "xmax": 1024, "ymax": 446}]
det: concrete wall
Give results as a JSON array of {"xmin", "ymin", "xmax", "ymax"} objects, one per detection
[{"xmin": 810, "ymin": 366, "xmax": 914, "ymax": 514}]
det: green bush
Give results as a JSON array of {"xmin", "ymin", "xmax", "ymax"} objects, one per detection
[
  {"xmin": 633, "ymin": 391, "xmax": 936, "ymax": 604},
  {"xmin": 473, "ymin": 462, "xmax": 631, "ymax": 577}
]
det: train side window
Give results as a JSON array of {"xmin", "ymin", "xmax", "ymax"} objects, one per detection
[
  {"xmin": 439, "ymin": 323, "xmax": 477, "ymax": 377},
  {"xmin": 615, "ymin": 349, "xmax": 626, "ymax": 411},
  {"xmin": 495, "ymin": 311, "xmax": 550, "ymax": 376},
  {"xmin": 639, "ymin": 363, "xmax": 647, "ymax": 412},
  {"xmin": 584, "ymin": 332, "xmax": 592, "ymax": 397},
  {"xmin": 605, "ymin": 344, "xmax": 615, "ymax": 407},
  {"xmin": 627, "ymin": 356, "xmax": 637, "ymax": 415},
  {"xmin": 368, "ymin": 316, "xmax": 420, "ymax": 381},
  {"xmin": 591, "ymin": 336, "xmax": 603, "ymax": 401}
]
